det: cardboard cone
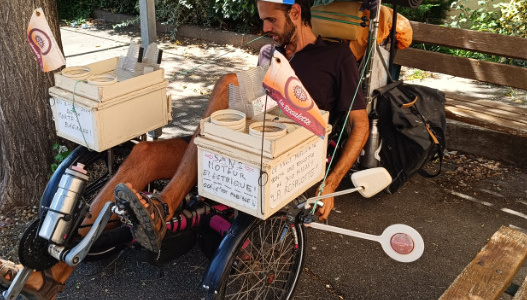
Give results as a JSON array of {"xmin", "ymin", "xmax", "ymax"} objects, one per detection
[
  {"xmin": 262, "ymin": 50, "xmax": 327, "ymax": 138},
  {"xmin": 27, "ymin": 8, "xmax": 66, "ymax": 72}
]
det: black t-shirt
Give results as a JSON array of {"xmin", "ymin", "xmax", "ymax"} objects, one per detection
[{"xmin": 258, "ymin": 37, "xmax": 365, "ymax": 124}]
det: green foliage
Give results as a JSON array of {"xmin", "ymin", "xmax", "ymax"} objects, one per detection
[
  {"xmin": 57, "ymin": 0, "xmax": 138, "ymax": 22},
  {"xmin": 155, "ymin": 0, "xmax": 213, "ymax": 30},
  {"xmin": 448, "ymin": 0, "xmax": 500, "ymax": 31},
  {"xmin": 449, "ymin": 0, "xmax": 527, "ymax": 38},
  {"xmin": 154, "ymin": 0, "xmax": 260, "ymax": 34},
  {"xmin": 495, "ymin": 0, "xmax": 527, "ymax": 38},
  {"xmin": 94, "ymin": 0, "xmax": 139, "ymax": 14},
  {"xmin": 445, "ymin": 0, "xmax": 527, "ymax": 67},
  {"xmin": 213, "ymin": 0, "xmax": 260, "ymax": 32},
  {"xmin": 57, "ymin": 0, "xmax": 94, "ymax": 22},
  {"xmin": 391, "ymin": 0, "xmax": 457, "ymax": 24},
  {"xmin": 50, "ymin": 143, "xmax": 71, "ymax": 175},
  {"xmin": 404, "ymin": 69, "xmax": 432, "ymax": 81}
]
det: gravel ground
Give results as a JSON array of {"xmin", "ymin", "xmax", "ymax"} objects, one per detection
[{"xmin": 0, "ymin": 206, "xmax": 38, "ymax": 263}]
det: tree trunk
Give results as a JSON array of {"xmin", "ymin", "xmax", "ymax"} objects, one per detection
[{"xmin": 0, "ymin": 0, "xmax": 61, "ymax": 210}]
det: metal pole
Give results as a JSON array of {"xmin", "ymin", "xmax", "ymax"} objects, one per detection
[
  {"xmin": 364, "ymin": 0, "xmax": 383, "ymax": 113},
  {"xmin": 139, "ymin": 0, "xmax": 164, "ymax": 139},
  {"xmin": 388, "ymin": 4, "xmax": 398, "ymax": 75},
  {"xmin": 139, "ymin": 0, "xmax": 157, "ymax": 48}
]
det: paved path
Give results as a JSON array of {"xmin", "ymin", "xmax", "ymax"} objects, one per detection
[{"xmin": 53, "ymin": 24, "xmax": 527, "ymax": 300}]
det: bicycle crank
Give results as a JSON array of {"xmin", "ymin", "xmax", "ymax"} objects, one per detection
[{"xmin": 304, "ymin": 223, "xmax": 424, "ymax": 263}]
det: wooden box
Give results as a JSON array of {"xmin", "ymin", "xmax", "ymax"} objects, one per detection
[
  {"xmin": 195, "ymin": 112, "xmax": 331, "ymax": 219},
  {"xmin": 53, "ymin": 57, "xmax": 165, "ymax": 102},
  {"xmin": 49, "ymin": 81, "xmax": 170, "ymax": 152}
]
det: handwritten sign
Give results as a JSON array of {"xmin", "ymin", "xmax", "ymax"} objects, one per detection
[
  {"xmin": 201, "ymin": 150, "xmax": 260, "ymax": 211},
  {"xmin": 54, "ymin": 97, "xmax": 95, "ymax": 145},
  {"xmin": 268, "ymin": 138, "xmax": 324, "ymax": 208}
]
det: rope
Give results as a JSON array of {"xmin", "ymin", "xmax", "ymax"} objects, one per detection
[
  {"xmin": 258, "ymin": 93, "xmax": 271, "ymax": 216},
  {"xmin": 72, "ymin": 80, "xmax": 92, "ymax": 150}
]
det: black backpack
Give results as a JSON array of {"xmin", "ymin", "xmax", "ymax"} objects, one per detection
[{"xmin": 373, "ymin": 80, "xmax": 446, "ymax": 193}]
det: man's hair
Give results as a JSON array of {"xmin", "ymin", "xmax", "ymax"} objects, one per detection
[{"xmin": 281, "ymin": 0, "xmax": 313, "ymax": 27}]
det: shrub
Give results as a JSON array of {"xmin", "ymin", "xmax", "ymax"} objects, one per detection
[
  {"xmin": 57, "ymin": 0, "xmax": 94, "ymax": 22},
  {"xmin": 495, "ymin": 0, "xmax": 527, "ymax": 38},
  {"xmin": 392, "ymin": 0, "xmax": 457, "ymax": 24},
  {"xmin": 448, "ymin": 0, "xmax": 501, "ymax": 31},
  {"xmin": 446, "ymin": 0, "xmax": 526, "ymax": 66},
  {"xmin": 154, "ymin": 0, "xmax": 260, "ymax": 34},
  {"xmin": 57, "ymin": 0, "xmax": 139, "ymax": 22}
]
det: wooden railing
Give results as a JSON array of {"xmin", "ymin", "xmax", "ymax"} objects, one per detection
[
  {"xmin": 395, "ymin": 21, "xmax": 527, "ymax": 90},
  {"xmin": 393, "ymin": 21, "xmax": 527, "ymax": 137}
]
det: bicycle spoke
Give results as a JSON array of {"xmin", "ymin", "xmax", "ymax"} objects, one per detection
[{"xmin": 221, "ymin": 214, "xmax": 305, "ymax": 300}]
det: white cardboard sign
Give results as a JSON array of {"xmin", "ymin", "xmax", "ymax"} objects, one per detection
[
  {"xmin": 54, "ymin": 97, "xmax": 95, "ymax": 145},
  {"xmin": 201, "ymin": 150, "xmax": 260, "ymax": 211},
  {"xmin": 268, "ymin": 138, "xmax": 324, "ymax": 208}
]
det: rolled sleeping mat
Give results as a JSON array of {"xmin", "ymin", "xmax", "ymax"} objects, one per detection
[
  {"xmin": 382, "ymin": 0, "xmax": 423, "ymax": 8},
  {"xmin": 311, "ymin": 1, "xmax": 366, "ymax": 41}
]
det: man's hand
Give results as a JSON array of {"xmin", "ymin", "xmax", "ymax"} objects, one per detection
[{"xmin": 315, "ymin": 178, "xmax": 338, "ymax": 221}]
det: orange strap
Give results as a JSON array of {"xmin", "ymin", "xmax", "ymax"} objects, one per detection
[
  {"xmin": 426, "ymin": 124, "xmax": 439, "ymax": 144},
  {"xmin": 401, "ymin": 96, "xmax": 417, "ymax": 108}
]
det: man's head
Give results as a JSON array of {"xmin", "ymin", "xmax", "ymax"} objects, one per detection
[{"xmin": 257, "ymin": 0, "xmax": 312, "ymax": 47}]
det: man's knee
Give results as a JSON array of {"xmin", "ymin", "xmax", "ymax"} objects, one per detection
[
  {"xmin": 205, "ymin": 73, "xmax": 239, "ymax": 117},
  {"xmin": 216, "ymin": 73, "xmax": 238, "ymax": 87},
  {"xmin": 129, "ymin": 139, "xmax": 188, "ymax": 160},
  {"xmin": 129, "ymin": 141, "xmax": 154, "ymax": 158}
]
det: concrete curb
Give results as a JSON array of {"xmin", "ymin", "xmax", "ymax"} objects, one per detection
[
  {"xmin": 92, "ymin": 9, "xmax": 272, "ymax": 52},
  {"xmin": 446, "ymin": 120, "xmax": 526, "ymax": 167},
  {"xmin": 91, "ymin": 9, "xmax": 526, "ymax": 167},
  {"xmin": 176, "ymin": 25, "xmax": 273, "ymax": 53}
]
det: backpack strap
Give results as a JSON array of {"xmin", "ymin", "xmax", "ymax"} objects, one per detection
[{"xmin": 417, "ymin": 126, "xmax": 445, "ymax": 178}]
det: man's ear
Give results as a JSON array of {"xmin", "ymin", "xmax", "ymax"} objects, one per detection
[{"xmin": 289, "ymin": 3, "xmax": 301, "ymax": 21}]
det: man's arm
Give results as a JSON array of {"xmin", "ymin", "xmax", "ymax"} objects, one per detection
[{"xmin": 317, "ymin": 108, "xmax": 369, "ymax": 220}]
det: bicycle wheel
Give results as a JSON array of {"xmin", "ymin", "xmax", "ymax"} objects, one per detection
[{"xmin": 214, "ymin": 212, "xmax": 306, "ymax": 300}]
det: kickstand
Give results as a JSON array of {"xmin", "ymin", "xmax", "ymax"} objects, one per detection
[{"xmin": 2, "ymin": 266, "xmax": 33, "ymax": 300}]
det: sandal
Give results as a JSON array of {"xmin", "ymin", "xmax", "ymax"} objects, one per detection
[
  {"xmin": 114, "ymin": 183, "xmax": 168, "ymax": 253},
  {"xmin": 0, "ymin": 259, "xmax": 65, "ymax": 300}
]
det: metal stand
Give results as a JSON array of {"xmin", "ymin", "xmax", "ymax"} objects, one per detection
[{"xmin": 2, "ymin": 267, "xmax": 33, "ymax": 300}]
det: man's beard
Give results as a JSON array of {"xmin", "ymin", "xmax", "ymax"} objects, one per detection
[{"xmin": 276, "ymin": 15, "xmax": 296, "ymax": 47}]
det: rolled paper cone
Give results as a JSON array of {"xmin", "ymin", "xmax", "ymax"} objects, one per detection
[{"xmin": 26, "ymin": 8, "xmax": 66, "ymax": 72}]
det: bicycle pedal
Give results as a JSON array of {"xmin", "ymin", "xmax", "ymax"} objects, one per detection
[{"xmin": 111, "ymin": 205, "xmax": 132, "ymax": 225}]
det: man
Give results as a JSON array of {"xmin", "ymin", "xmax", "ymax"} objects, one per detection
[
  {"xmin": 256, "ymin": 0, "xmax": 369, "ymax": 220},
  {"xmin": 0, "ymin": 0, "xmax": 369, "ymax": 298}
]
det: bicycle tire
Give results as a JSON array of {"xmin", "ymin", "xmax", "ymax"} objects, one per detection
[{"xmin": 211, "ymin": 212, "xmax": 306, "ymax": 300}]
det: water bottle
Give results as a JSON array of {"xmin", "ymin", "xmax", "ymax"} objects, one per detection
[
  {"xmin": 39, "ymin": 163, "xmax": 89, "ymax": 245},
  {"xmin": 360, "ymin": 118, "xmax": 381, "ymax": 169}
]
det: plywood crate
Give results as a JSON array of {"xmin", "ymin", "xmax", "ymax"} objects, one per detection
[
  {"xmin": 49, "ymin": 81, "xmax": 170, "ymax": 152},
  {"xmin": 195, "ymin": 112, "xmax": 331, "ymax": 219},
  {"xmin": 199, "ymin": 110, "xmax": 329, "ymax": 159},
  {"xmin": 53, "ymin": 57, "xmax": 165, "ymax": 102}
]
